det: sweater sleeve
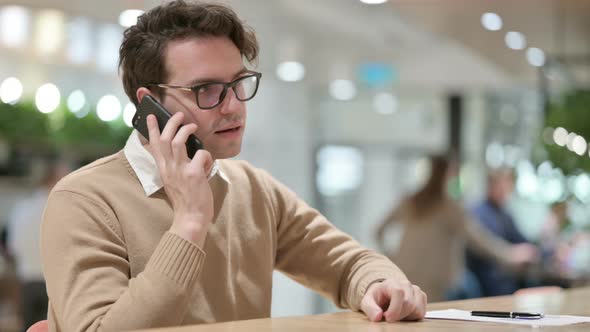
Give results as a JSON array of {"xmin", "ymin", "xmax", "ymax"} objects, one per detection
[
  {"xmin": 41, "ymin": 190, "xmax": 206, "ymax": 331},
  {"xmin": 260, "ymin": 171, "xmax": 407, "ymax": 311}
]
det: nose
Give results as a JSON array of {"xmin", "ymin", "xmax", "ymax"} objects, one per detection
[{"xmin": 218, "ymin": 87, "xmax": 242, "ymax": 115}]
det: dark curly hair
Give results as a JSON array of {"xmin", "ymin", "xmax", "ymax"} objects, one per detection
[{"xmin": 119, "ymin": 0, "xmax": 259, "ymax": 105}]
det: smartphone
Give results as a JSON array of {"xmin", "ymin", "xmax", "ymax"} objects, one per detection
[{"xmin": 132, "ymin": 95, "xmax": 203, "ymax": 159}]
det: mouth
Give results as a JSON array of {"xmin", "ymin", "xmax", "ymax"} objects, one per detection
[
  {"xmin": 214, "ymin": 122, "xmax": 243, "ymax": 135},
  {"xmin": 215, "ymin": 126, "xmax": 241, "ymax": 134}
]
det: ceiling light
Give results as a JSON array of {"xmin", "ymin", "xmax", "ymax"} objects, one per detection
[
  {"xmin": 360, "ymin": 0, "xmax": 388, "ymax": 4},
  {"xmin": 329, "ymin": 80, "xmax": 356, "ymax": 101},
  {"xmin": 373, "ymin": 92, "xmax": 398, "ymax": 115},
  {"xmin": 526, "ymin": 47, "xmax": 545, "ymax": 67},
  {"xmin": 0, "ymin": 6, "xmax": 30, "ymax": 48},
  {"xmin": 276, "ymin": 61, "xmax": 305, "ymax": 82},
  {"xmin": 119, "ymin": 9, "xmax": 144, "ymax": 28},
  {"xmin": 505, "ymin": 31, "xmax": 526, "ymax": 50},
  {"xmin": 481, "ymin": 12, "xmax": 502, "ymax": 31}
]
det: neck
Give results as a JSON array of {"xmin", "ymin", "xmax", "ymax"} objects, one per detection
[{"xmin": 487, "ymin": 196, "xmax": 503, "ymax": 209}]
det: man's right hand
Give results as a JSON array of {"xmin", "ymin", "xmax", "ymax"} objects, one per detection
[{"xmin": 147, "ymin": 112, "xmax": 214, "ymax": 247}]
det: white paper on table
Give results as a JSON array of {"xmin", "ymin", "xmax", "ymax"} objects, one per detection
[{"xmin": 426, "ymin": 309, "xmax": 590, "ymax": 327}]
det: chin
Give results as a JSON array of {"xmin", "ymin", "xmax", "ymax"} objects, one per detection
[{"xmin": 212, "ymin": 147, "xmax": 241, "ymax": 159}]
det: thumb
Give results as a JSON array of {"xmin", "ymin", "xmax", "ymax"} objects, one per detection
[{"xmin": 362, "ymin": 296, "xmax": 384, "ymax": 322}]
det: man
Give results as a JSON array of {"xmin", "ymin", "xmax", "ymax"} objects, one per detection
[
  {"xmin": 466, "ymin": 168, "xmax": 538, "ymax": 296},
  {"xmin": 41, "ymin": 1, "xmax": 426, "ymax": 331}
]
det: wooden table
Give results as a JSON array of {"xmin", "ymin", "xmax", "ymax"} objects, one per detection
[{"xmin": 134, "ymin": 286, "xmax": 590, "ymax": 331}]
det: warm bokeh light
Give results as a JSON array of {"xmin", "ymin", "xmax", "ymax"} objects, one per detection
[
  {"xmin": 553, "ymin": 127, "xmax": 568, "ymax": 146},
  {"xmin": 119, "ymin": 9, "xmax": 144, "ymax": 28},
  {"xmin": 35, "ymin": 9, "xmax": 65, "ymax": 55},
  {"xmin": 67, "ymin": 90, "xmax": 86, "ymax": 113},
  {"xmin": 96, "ymin": 95, "xmax": 122, "ymax": 122},
  {"xmin": 35, "ymin": 83, "xmax": 61, "ymax": 113},
  {"xmin": 0, "ymin": 77, "xmax": 24, "ymax": 104},
  {"xmin": 123, "ymin": 103, "xmax": 136, "ymax": 127}
]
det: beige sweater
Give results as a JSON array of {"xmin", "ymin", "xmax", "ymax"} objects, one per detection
[{"xmin": 41, "ymin": 151, "xmax": 405, "ymax": 331}]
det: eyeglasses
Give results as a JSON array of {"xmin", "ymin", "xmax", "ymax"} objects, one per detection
[{"xmin": 148, "ymin": 72, "xmax": 262, "ymax": 110}]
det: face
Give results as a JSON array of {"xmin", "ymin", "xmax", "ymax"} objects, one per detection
[
  {"xmin": 139, "ymin": 36, "xmax": 249, "ymax": 159},
  {"xmin": 491, "ymin": 175, "xmax": 514, "ymax": 205}
]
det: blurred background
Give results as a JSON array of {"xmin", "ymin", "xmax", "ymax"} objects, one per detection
[{"xmin": 0, "ymin": 0, "xmax": 589, "ymax": 330}]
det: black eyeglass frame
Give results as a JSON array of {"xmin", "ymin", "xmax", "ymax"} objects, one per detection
[{"xmin": 147, "ymin": 71, "xmax": 262, "ymax": 110}]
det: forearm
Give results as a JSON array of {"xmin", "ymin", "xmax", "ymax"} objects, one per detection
[
  {"xmin": 42, "ymin": 191, "xmax": 206, "ymax": 331},
  {"xmin": 464, "ymin": 218, "xmax": 512, "ymax": 265},
  {"xmin": 45, "ymin": 232, "xmax": 205, "ymax": 331}
]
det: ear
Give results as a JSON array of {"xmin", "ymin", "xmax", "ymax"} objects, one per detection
[{"xmin": 136, "ymin": 87, "xmax": 154, "ymax": 104}]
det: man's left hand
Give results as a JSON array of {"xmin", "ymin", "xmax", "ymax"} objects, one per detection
[{"xmin": 360, "ymin": 279, "xmax": 427, "ymax": 322}]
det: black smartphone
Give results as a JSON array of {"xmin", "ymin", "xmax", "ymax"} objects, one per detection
[{"xmin": 132, "ymin": 95, "xmax": 203, "ymax": 159}]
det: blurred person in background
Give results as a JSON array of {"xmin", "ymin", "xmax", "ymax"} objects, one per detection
[
  {"xmin": 376, "ymin": 155, "xmax": 538, "ymax": 302},
  {"xmin": 540, "ymin": 201, "xmax": 571, "ymax": 254},
  {"xmin": 7, "ymin": 160, "xmax": 70, "ymax": 331},
  {"xmin": 466, "ymin": 168, "xmax": 540, "ymax": 296},
  {"xmin": 542, "ymin": 203, "xmax": 590, "ymax": 285},
  {"xmin": 0, "ymin": 241, "xmax": 20, "ymax": 332},
  {"xmin": 40, "ymin": 1, "xmax": 427, "ymax": 331}
]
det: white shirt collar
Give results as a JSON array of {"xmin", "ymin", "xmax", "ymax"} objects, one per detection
[{"xmin": 123, "ymin": 130, "xmax": 229, "ymax": 196}]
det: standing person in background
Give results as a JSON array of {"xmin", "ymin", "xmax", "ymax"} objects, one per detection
[
  {"xmin": 466, "ymin": 168, "xmax": 538, "ymax": 296},
  {"xmin": 7, "ymin": 161, "xmax": 69, "ymax": 331},
  {"xmin": 376, "ymin": 156, "xmax": 538, "ymax": 302}
]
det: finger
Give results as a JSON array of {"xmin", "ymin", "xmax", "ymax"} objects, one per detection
[
  {"xmin": 398, "ymin": 283, "xmax": 417, "ymax": 320},
  {"xmin": 160, "ymin": 112, "xmax": 184, "ymax": 143},
  {"xmin": 171, "ymin": 123, "xmax": 198, "ymax": 161},
  {"xmin": 190, "ymin": 149, "xmax": 213, "ymax": 176},
  {"xmin": 361, "ymin": 295, "xmax": 384, "ymax": 322},
  {"xmin": 382, "ymin": 284, "xmax": 404, "ymax": 322},
  {"xmin": 147, "ymin": 115, "xmax": 165, "ymax": 163},
  {"xmin": 146, "ymin": 114, "xmax": 161, "ymax": 143},
  {"xmin": 405, "ymin": 286, "xmax": 427, "ymax": 321}
]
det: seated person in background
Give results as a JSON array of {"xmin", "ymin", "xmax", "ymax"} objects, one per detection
[
  {"xmin": 376, "ymin": 156, "xmax": 538, "ymax": 302},
  {"xmin": 466, "ymin": 168, "xmax": 539, "ymax": 296},
  {"xmin": 41, "ymin": 1, "xmax": 426, "ymax": 331}
]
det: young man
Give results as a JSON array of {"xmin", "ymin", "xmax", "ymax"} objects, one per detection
[{"xmin": 41, "ymin": 1, "xmax": 426, "ymax": 331}]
